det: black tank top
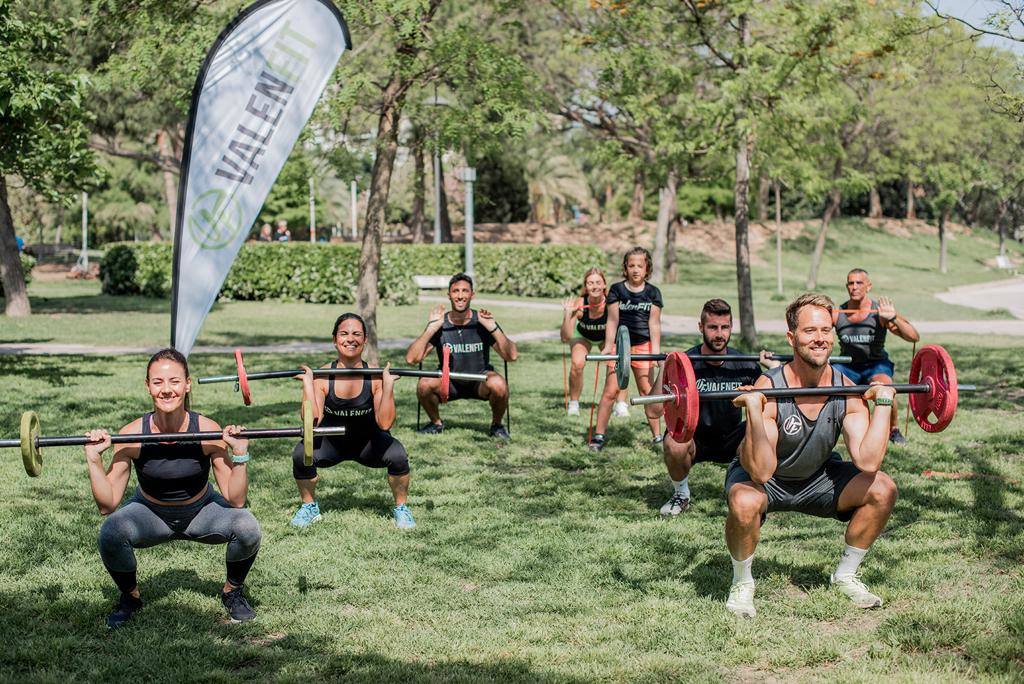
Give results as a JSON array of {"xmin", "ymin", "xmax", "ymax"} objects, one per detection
[
  {"xmin": 575, "ymin": 295, "xmax": 607, "ymax": 343},
  {"xmin": 319, "ymin": 361, "xmax": 377, "ymax": 436},
  {"xmin": 835, "ymin": 300, "xmax": 888, "ymax": 363},
  {"xmin": 429, "ymin": 311, "xmax": 497, "ymax": 373},
  {"xmin": 765, "ymin": 366, "xmax": 847, "ymax": 481},
  {"xmin": 134, "ymin": 411, "xmax": 210, "ymax": 502}
]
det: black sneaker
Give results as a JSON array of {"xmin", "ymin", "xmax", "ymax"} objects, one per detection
[
  {"xmin": 106, "ymin": 593, "xmax": 143, "ymax": 629},
  {"xmin": 588, "ymin": 433, "xmax": 605, "ymax": 452},
  {"xmin": 489, "ymin": 424, "xmax": 510, "ymax": 442},
  {"xmin": 417, "ymin": 422, "xmax": 444, "ymax": 435},
  {"xmin": 889, "ymin": 428, "xmax": 907, "ymax": 445},
  {"xmin": 221, "ymin": 586, "xmax": 256, "ymax": 623}
]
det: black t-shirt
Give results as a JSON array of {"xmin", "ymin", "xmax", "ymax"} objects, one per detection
[
  {"xmin": 607, "ymin": 281, "xmax": 663, "ymax": 345},
  {"xmin": 575, "ymin": 294, "xmax": 607, "ymax": 343},
  {"xmin": 429, "ymin": 310, "xmax": 498, "ymax": 373},
  {"xmin": 686, "ymin": 344, "xmax": 762, "ymax": 442}
]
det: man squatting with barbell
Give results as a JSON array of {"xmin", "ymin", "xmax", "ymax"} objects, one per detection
[
  {"xmin": 724, "ymin": 293, "xmax": 899, "ymax": 618},
  {"xmin": 658, "ymin": 299, "xmax": 781, "ymax": 516},
  {"xmin": 407, "ymin": 273, "xmax": 518, "ymax": 441}
]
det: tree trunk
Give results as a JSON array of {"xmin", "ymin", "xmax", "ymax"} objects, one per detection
[
  {"xmin": 938, "ymin": 206, "xmax": 949, "ymax": 274},
  {"xmin": 0, "ymin": 177, "xmax": 31, "ymax": 316},
  {"xmin": 157, "ymin": 128, "xmax": 178, "ymax": 240},
  {"xmin": 665, "ymin": 213, "xmax": 680, "ymax": 284},
  {"xmin": 774, "ymin": 181, "xmax": 783, "ymax": 296},
  {"xmin": 868, "ymin": 186, "xmax": 882, "ymax": 218},
  {"xmin": 628, "ymin": 166, "xmax": 644, "ymax": 220},
  {"xmin": 603, "ymin": 183, "xmax": 615, "ymax": 222},
  {"xmin": 757, "ymin": 174, "xmax": 770, "ymax": 222},
  {"xmin": 652, "ymin": 170, "xmax": 678, "ymax": 283},
  {"xmin": 356, "ymin": 75, "xmax": 406, "ymax": 364},
  {"xmin": 806, "ymin": 186, "xmax": 841, "ymax": 289},
  {"xmin": 410, "ymin": 126, "xmax": 427, "ymax": 243},
  {"xmin": 734, "ymin": 14, "xmax": 756, "ymax": 347},
  {"xmin": 438, "ymin": 153, "xmax": 452, "ymax": 242},
  {"xmin": 997, "ymin": 199, "xmax": 1009, "ymax": 257},
  {"xmin": 905, "ymin": 180, "xmax": 916, "ymax": 220}
]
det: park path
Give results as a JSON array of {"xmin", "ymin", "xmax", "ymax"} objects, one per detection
[
  {"xmin": 2, "ymin": 283, "xmax": 1022, "ymax": 356},
  {"xmin": 934, "ymin": 276, "xmax": 1024, "ymax": 319}
]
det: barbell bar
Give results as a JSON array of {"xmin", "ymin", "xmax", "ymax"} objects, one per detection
[
  {"xmin": 197, "ymin": 348, "xmax": 485, "ymax": 406},
  {"xmin": 588, "ymin": 326, "xmax": 853, "ymax": 391},
  {"xmin": 2, "ymin": 400, "xmax": 340, "ymax": 477},
  {"xmin": 630, "ymin": 345, "xmax": 974, "ymax": 442}
]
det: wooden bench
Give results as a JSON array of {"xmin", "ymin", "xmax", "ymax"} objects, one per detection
[{"xmin": 413, "ymin": 275, "xmax": 451, "ymax": 290}]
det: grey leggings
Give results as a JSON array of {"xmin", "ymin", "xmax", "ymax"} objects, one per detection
[{"xmin": 98, "ymin": 486, "xmax": 261, "ymax": 593}]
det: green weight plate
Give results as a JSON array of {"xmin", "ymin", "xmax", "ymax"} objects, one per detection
[
  {"xmin": 615, "ymin": 325, "xmax": 631, "ymax": 391},
  {"xmin": 21, "ymin": 411, "xmax": 42, "ymax": 477},
  {"xmin": 303, "ymin": 400, "xmax": 314, "ymax": 467}
]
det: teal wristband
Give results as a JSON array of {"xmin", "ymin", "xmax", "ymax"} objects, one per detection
[
  {"xmin": 873, "ymin": 397, "xmax": 894, "ymax": 407},
  {"xmin": 231, "ymin": 453, "xmax": 251, "ymax": 464}
]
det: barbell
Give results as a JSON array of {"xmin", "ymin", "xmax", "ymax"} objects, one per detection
[
  {"xmin": 1, "ymin": 400, "xmax": 341, "ymax": 477},
  {"xmin": 630, "ymin": 345, "xmax": 975, "ymax": 442},
  {"xmin": 587, "ymin": 326, "xmax": 854, "ymax": 390},
  {"xmin": 198, "ymin": 348, "xmax": 487, "ymax": 405}
]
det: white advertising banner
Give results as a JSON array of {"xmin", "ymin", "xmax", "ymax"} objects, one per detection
[{"xmin": 171, "ymin": 0, "xmax": 350, "ymax": 355}]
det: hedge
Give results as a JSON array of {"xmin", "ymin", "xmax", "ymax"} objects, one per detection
[
  {"xmin": 100, "ymin": 242, "xmax": 608, "ymax": 304},
  {"xmin": 0, "ymin": 253, "xmax": 37, "ymax": 296}
]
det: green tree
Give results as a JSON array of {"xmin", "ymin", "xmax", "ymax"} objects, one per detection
[
  {"xmin": 0, "ymin": 0, "xmax": 98, "ymax": 316},
  {"xmin": 317, "ymin": 0, "xmax": 536, "ymax": 361}
]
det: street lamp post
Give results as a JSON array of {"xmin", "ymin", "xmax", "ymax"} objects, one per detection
[{"xmin": 458, "ymin": 167, "xmax": 477, "ymax": 276}]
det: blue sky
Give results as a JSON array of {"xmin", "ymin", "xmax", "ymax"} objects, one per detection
[{"xmin": 930, "ymin": 0, "xmax": 1024, "ymax": 54}]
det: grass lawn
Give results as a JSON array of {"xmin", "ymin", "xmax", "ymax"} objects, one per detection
[{"xmin": 0, "ymin": 340, "xmax": 1021, "ymax": 681}]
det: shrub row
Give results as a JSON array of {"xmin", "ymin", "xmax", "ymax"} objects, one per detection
[
  {"xmin": 100, "ymin": 242, "xmax": 609, "ymax": 303},
  {"xmin": 0, "ymin": 253, "xmax": 37, "ymax": 296}
]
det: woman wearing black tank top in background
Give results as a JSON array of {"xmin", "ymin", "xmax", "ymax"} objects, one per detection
[
  {"xmin": 290, "ymin": 313, "xmax": 414, "ymax": 530},
  {"xmin": 86, "ymin": 348, "xmax": 262, "ymax": 629},
  {"xmin": 559, "ymin": 267, "xmax": 629, "ymax": 417}
]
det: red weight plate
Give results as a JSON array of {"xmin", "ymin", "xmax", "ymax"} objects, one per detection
[
  {"xmin": 234, "ymin": 348, "xmax": 252, "ymax": 406},
  {"xmin": 662, "ymin": 351, "xmax": 699, "ymax": 442},
  {"xmin": 909, "ymin": 345, "xmax": 958, "ymax": 433},
  {"xmin": 439, "ymin": 344, "xmax": 451, "ymax": 404}
]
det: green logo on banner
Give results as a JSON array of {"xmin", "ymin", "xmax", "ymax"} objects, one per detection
[{"xmin": 188, "ymin": 189, "xmax": 244, "ymax": 250}]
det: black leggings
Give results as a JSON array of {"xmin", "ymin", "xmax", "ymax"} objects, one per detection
[
  {"xmin": 292, "ymin": 432, "xmax": 410, "ymax": 480},
  {"xmin": 98, "ymin": 487, "xmax": 261, "ymax": 594}
]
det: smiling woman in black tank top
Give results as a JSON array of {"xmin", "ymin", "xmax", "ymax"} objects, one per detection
[
  {"xmin": 559, "ymin": 267, "xmax": 629, "ymax": 417},
  {"xmin": 291, "ymin": 312, "xmax": 415, "ymax": 530},
  {"xmin": 85, "ymin": 348, "xmax": 262, "ymax": 628}
]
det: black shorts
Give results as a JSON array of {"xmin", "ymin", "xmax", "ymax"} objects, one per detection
[
  {"xmin": 447, "ymin": 378, "xmax": 486, "ymax": 401},
  {"xmin": 724, "ymin": 453, "xmax": 862, "ymax": 522},
  {"xmin": 292, "ymin": 431, "xmax": 409, "ymax": 479},
  {"xmin": 693, "ymin": 422, "xmax": 746, "ymax": 465}
]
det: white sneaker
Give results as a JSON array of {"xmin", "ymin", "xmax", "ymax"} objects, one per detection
[
  {"xmin": 567, "ymin": 401, "xmax": 580, "ymax": 417},
  {"xmin": 726, "ymin": 579, "xmax": 756, "ymax": 618},
  {"xmin": 659, "ymin": 492, "xmax": 690, "ymax": 517},
  {"xmin": 612, "ymin": 401, "xmax": 630, "ymax": 418},
  {"xmin": 830, "ymin": 573, "xmax": 883, "ymax": 608}
]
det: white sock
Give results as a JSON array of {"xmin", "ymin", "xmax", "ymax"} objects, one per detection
[
  {"xmin": 834, "ymin": 544, "xmax": 868, "ymax": 578},
  {"xmin": 731, "ymin": 553, "xmax": 754, "ymax": 584},
  {"xmin": 672, "ymin": 477, "xmax": 690, "ymax": 499},
  {"xmin": 568, "ymin": 400, "xmax": 579, "ymax": 410}
]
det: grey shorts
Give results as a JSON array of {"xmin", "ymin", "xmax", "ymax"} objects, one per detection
[{"xmin": 725, "ymin": 453, "xmax": 862, "ymax": 522}]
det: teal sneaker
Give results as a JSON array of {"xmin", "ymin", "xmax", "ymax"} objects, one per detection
[
  {"xmin": 393, "ymin": 503, "xmax": 416, "ymax": 530},
  {"xmin": 290, "ymin": 501, "xmax": 322, "ymax": 528}
]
